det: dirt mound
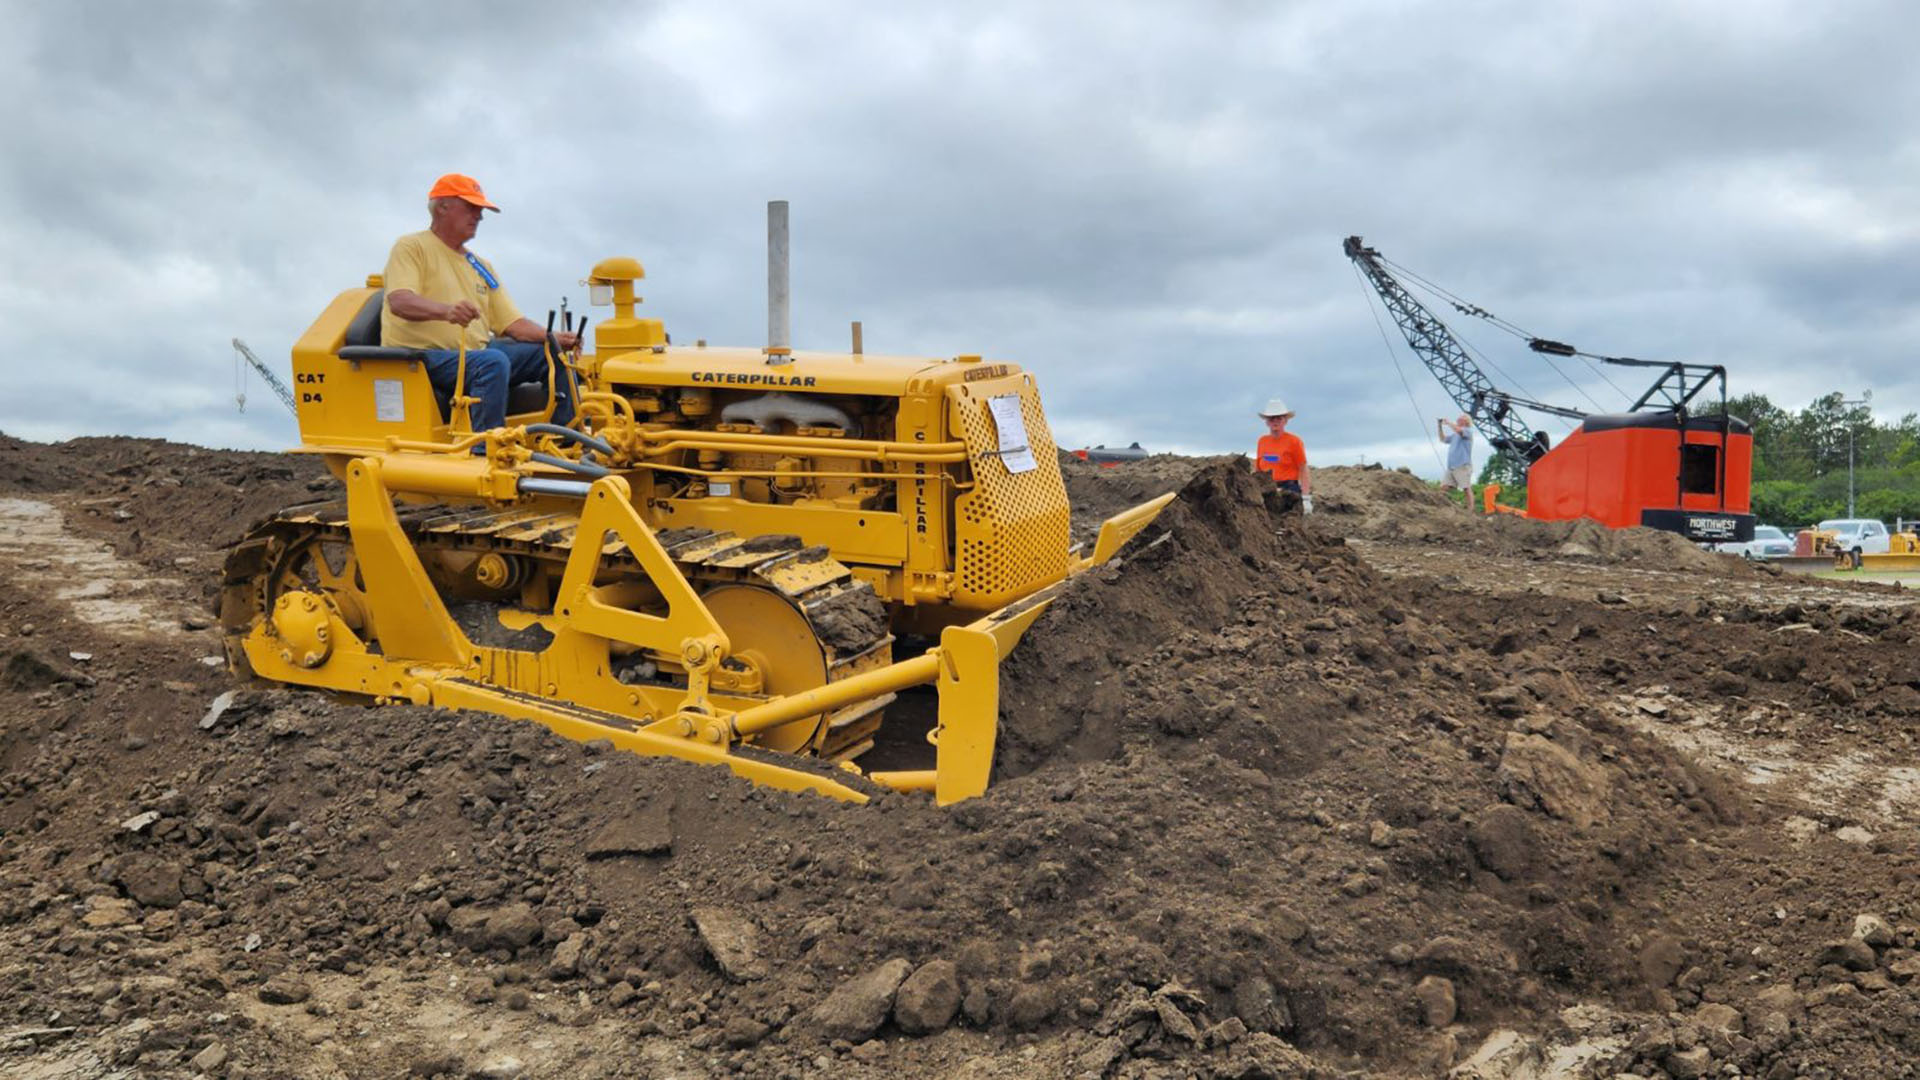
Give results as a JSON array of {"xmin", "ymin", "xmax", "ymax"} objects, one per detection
[
  {"xmin": 1316, "ymin": 464, "xmax": 1747, "ymax": 575},
  {"xmin": 1, "ymin": 435, "xmax": 1916, "ymax": 1080},
  {"xmin": 1477, "ymin": 511, "xmax": 1737, "ymax": 572},
  {"xmin": 1311, "ymin": 462, "xmax": 1461, "ymax": 540},
  {"xmin": 1060, "ymin": 451, "xmax": 1216, "ymax": 540},
  {"xmin": 1001, "ymin": 461, "xmax": 1338, "ymax": 776}
]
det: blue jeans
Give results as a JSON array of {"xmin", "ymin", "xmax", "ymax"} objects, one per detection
[{"xmin": 423, "ymin": 338, "xmax": 574, "ymax": 432}]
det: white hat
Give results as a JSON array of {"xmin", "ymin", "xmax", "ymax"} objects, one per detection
[{"xmin": 1258, "ymin": 396, "xmax": 1294, "ymax": 418}]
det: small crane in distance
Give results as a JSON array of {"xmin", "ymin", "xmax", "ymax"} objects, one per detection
[
  {"xmin": 1342, "ymin": 235, "xmax": 1755, "ymax": 543},
  {"xmin": 232, "ymin": 337, "xmax": 297, "ymax": 417}
]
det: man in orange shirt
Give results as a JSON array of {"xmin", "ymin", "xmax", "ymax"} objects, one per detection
[{"xmin": 1255, "ymin": 397, "xmax": 1311, "ymax": 511}]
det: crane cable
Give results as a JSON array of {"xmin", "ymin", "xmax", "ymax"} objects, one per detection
[
  {"xmin": 1383, "ymin": 253, "xmax": 1608, "ymax": 414},
  {"xmin": 1450, "ymin": 331, "xmax": 1578, "ymax": 437},
  {"xmin": 1378, "ymin": 253, "xmax": 1630, "ymax": 412},
  {"xmin": 1361, "ymin": 259, "xmax": 1577, "ymax": 440},
  {"xmin": 1352, "ymin": 264, "xmax": 1448, "ymax": 472},
  {"xmin": 1374, "ymin": 253, "xmax": 1574, "ymax": 411}
]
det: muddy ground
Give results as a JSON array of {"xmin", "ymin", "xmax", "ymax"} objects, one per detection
[{"xmin": 1, "ymin": 436, "xmax": 1917, "ymax": 1079}]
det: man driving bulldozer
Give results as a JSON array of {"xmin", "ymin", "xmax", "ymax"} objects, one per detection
[{"xmin": 381, "ymin": 173, "xmax": 577, "ymax": 432}]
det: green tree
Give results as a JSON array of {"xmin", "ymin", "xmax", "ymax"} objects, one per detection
[
  {"xmin": 1726, "ymin": 391, "xmax": 1790, "ymax": 482},
  {"xmin": 1477, "ymin": 450, "xmax": 1528, "ymax": 508},
  {"xmin": 1733, "ymin": 391, "xmax": 1920, "ymax": 527}
]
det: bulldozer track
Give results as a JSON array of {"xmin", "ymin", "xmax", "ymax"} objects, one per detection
[{"xmin": 219, "ymin": 499, "xmax": 895, "ymax": 762}]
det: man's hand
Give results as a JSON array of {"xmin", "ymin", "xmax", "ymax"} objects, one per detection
[
  {"xmin": 445, "ymin": 300, "xmax": 481, "ymax": 326},
  {"xmin": 554, "ymin": 330, "xmax": 579, "ymax": 350}
]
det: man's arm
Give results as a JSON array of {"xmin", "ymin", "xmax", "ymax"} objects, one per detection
[
  {"xmin": 501, "ymin": 317, "xmax": 578, "ymax": 350},
  {"xmin": 483, "ymin": 277, "xmax": 578, "ymax": 349},
  {"xmin": 388, "ymin": 289, "xmax": 480, "ymax": 327}
]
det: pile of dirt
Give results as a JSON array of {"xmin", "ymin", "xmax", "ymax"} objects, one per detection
[
  {"xmin": 1059, "ymin": 451, "xmax": 1218, "ymax": 540},
  {"xmin": 1309, "ymin": 462, "xmax": 1457, "ymax": 540},
  {"xmin": 2, "ymin": 437, "xmax": 1918, "ymax": 1080},
  {"xmin": 1070, "ymin": 456, "xmax": 1743, "ymax": 578},
  {"xmin": 1004, "ymin": 461, "xmax": 1920, "ymax": 1072},
  {"xmin": 1315, "ymin": 463, "xmax": 1747, "ymax": 575}
]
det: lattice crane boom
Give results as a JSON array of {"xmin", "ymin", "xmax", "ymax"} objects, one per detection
[
  {"xmin": 232, "ymin": 337, "xmax": 297, "ymax": 417},
  {"xmin": 1343, "ymin": 236, "xmax": 1555, "ymax": 461}
]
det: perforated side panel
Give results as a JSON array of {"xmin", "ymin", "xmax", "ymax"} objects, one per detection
[{"xmin": 949, "ymin": 377, "xmax": 1070, "ymax": 610}]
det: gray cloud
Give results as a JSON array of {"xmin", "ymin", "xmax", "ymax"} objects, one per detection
[{"xmin": 5, "ymin": 0, "xmax": 1918, "ymax": 474}]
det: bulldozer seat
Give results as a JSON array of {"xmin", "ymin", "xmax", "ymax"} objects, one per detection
[
  {"xmin": 336, "ymin": 290, "xmax": 550, "ymax": 420},
  {"xmin": 337, "ymin": 290, "xmax": 425, "ymax": 362}
]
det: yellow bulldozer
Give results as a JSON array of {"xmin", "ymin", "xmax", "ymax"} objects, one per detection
[{"xmin": 221, "ymin": 211, "xmax": 1170, "ymax": 805}]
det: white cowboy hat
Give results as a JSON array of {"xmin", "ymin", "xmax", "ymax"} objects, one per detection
[{"xmin": 1257, "ymin": 397, "xmax": 1294, "ymax": 418}]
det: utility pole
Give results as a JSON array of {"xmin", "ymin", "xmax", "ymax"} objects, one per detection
[{"xmin": 1841, "ymin": 394, "xmax": 1870, "ymax": 517}]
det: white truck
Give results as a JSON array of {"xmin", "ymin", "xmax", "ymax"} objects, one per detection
[
  {"xmin": 1711, "ymin": 524, "xmax": 1794, "ymax": 560},
  {"xmin": 1816, "ymin": 518, "xmax": 1891, "ymax": 561}
]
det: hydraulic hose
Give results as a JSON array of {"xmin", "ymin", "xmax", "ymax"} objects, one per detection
[
  {"xmin": 529, "ymin": 452, "xmax": 611, "ymax": 478},
  {"xmin": 524, "ymin": 423, "xmax": 615, "ymax": 457}
]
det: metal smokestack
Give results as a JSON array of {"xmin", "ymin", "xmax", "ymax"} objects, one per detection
[{"xmin": 766, "ymin": 200, "xmax": 791, "ymax": 363}]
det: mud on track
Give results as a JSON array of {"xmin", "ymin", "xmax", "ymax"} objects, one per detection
[{"xmin": 1, "ymin": 435, "xmax": 1918, "ymax": 1079}]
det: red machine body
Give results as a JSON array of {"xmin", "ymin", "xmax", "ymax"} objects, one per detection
[{"xmin": 1525, "ymin": 413, "xmax": 1753, "ymax": 541}]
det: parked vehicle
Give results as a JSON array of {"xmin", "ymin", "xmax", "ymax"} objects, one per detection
[
  {"xmin": 1712, "ymin": 524, "xmax": 1793, "ymax": 559},
  {"xmin": 1815, "ymin": 519, "xmax": 1891, "ymax": 562}
]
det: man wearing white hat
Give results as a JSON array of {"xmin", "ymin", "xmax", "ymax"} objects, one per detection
[{"xmin": 1255, "ymin": 397, "xmax": 1311, "ymax": 511}]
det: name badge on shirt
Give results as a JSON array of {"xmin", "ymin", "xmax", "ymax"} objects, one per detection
[{"xmin": 465, "ymin": 251, "xmax": 499, "ymax": 290}]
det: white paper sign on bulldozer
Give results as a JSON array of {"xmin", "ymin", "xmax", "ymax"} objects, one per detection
[{"xmin": 987, "ymin": 394, "xmax": 1037, "ymax": 474}]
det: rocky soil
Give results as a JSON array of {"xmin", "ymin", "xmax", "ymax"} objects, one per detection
[{"xmin": 2, "ymin": 435, "xmax": 1917, "ymax": 1079}]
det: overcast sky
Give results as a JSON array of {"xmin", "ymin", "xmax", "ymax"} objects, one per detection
[{"xmin": 6, "ymin": 0, "xmax": 1917, "ymax": 477}]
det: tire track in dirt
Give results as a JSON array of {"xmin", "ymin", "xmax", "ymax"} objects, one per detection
[
  {"xmin": 1352, "ymin": 539, "xmax": 1920, "ymax": 613},
  {"xmin": 0, "ymin": 498, "xmax": 201, "ymax": 640},
  {"xmin": 1612, "ymin": 691, "xmax": 1920, "ymax": 834}
]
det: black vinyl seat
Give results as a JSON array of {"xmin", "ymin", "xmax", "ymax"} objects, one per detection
[{"xmin": 337, "ymin": 290, "xmax": 428, "ymax": 362}]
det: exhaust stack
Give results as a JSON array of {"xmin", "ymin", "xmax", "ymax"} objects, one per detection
[{"xmin": 767, "ymin": 200, "xmax": 791, "ymax": 364}]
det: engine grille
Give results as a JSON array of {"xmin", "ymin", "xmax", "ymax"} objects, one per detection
[{"xmin": 948, "ymin": 376, "xmax": 1070, "ymax": 610}]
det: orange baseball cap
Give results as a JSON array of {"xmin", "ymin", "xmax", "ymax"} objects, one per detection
[{"xmin": 428, "ymin": 173, "xmax": 500, "ymax": 212}]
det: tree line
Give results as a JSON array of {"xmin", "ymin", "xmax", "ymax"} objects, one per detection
[{"xmin": 1474, "ymin": 391, "xmax": 1920, "ymax": 526}]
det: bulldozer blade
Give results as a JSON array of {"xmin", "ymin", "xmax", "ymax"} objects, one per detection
[
  {"xmin": 866, "ymin": 579, "xmax": 1068, "ymax": 803},
  {"xmin": 1772, "ymin": 556, "xmax": 1844, "ymax": 573},
  {"xmin": 1857, "ymin": 554, "xmax": 1920, "ymax": 571},
  {"xmin": 931, "ymin": 624, "xmax": 1019, "ymax": 804},
  {"xmin": 891, "ymin": 495, "xmax": 1170, "ymax": 804},
  {"xmin": 1080, "ymin": 492, "xmax": 1177, "ymax": 570},
  {"xmin": 925, "ymin": 579, "xmax": 1066, "ymax": 803}
]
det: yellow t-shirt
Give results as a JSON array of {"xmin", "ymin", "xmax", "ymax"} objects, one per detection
[{"xmin": 379, "ymin": 231, "xmax": 524, "ymax": 351}]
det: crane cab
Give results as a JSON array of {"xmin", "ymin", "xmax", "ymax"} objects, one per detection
[{"xmin": 1525, "ymin": 412, "xmax": 1754, "ymax": 542}]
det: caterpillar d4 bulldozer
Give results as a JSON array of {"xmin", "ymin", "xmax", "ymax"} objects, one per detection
[{"xmin": 221, "ymin": 217, "xmax": 1171, "ymax": 805}]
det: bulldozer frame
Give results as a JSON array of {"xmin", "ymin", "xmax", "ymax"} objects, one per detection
[{"xmin": 223, "ymin": 215, "xmax": 1175, "ymax": 803}]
